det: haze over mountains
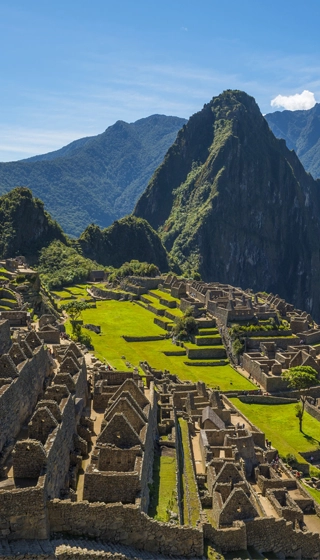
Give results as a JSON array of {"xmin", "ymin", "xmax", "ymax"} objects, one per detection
[
  {"xmin": 0, "ymin": 115, "xmax": 186, "ymax": 237},
  {"xmin": 265, "ymin": 103, "xmax": 320, "ymax": 179}
]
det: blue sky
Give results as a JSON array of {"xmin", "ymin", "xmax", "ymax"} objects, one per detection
[{"xmin": 1, "ymin": 0, "xmax": 320, "ymax": 161}]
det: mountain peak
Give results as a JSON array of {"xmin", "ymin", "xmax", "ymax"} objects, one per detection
[{"xmin": 134, "ymin": 89, "xmax": 320, "ymax": 320}]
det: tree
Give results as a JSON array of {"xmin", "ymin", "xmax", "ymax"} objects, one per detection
[
  {"xmin": 282, "ymin": 366, "xmax": 318, "ymax": 432},
  {"xmin": 61, "ymin": 300, "xmax": 89, "ymax": 334}
]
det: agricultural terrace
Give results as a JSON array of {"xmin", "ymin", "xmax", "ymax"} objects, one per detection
[
  {"xmin": 231, "ymin": 399, "xmax": 320, "ymax": 466},
  {"xmin": 59, "ymin": 294, "xmax": 254, "ymax": 391}
]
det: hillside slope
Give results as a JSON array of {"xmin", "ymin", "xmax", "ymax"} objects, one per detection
[
  {"xmin": 0, "ymin": 187, "xmax": 66, "ymax": 258},
  {"xmin": 134, "ymin": 90, "xmax": 320, "ymax": 319},
  {"xmin": 79, "ymin": 216, "xmax": 169, "ymax": 271},
  {"xmin": 0, "ymin": 115, "xmax": 186, "ymax": 237},
  {"xmin": 265, "ymin": 103, "xmax": 320, "ymax": 179}
]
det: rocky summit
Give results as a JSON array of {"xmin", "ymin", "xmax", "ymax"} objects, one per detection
[{"xmin": 134, "ymin": 90, "xmax": 320, "ymax": 321}]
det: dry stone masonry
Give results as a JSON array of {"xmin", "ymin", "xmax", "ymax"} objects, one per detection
[{"xmin": 2, "ymin": 269, "xmax": 320, "ymax": 558}]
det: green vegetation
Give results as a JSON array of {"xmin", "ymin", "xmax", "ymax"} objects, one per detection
[
  {"xmin": 148, "ymin": 454, "xmax": 178, "ymax": 522},
  {"xmin": 302, "ymin": 483, "xmax": 320, "ymax": 505},
  {"xmin": 0, "ymin": 187, "xmax": 65, "ymax": 259},
  {"xmin": 178, "ymin": 418, "xmax": 201, "ymax": 526},
  {"xmin": 107, "ymin": 259, "xmax": 160, "ymax": 282},
  {"xmin": 231, "ymin": 399, "xmax": 320, "ymax": 463},
  {"xmin": 173, "ymin": 307, "xmax": 198, "ymax": 341},
  {"xmin": 79, "ymin": 217, "xmax": 169, "ymax": 271},
  {"xmin": 37, "ymin": 241, "xmax": 99, "ymax": 290},
  {"xmin": 229, "ymin": 318, "xmax": 290, "ymax": 335},
  {"xmin": 63, "ymin": 299, "xmax": 253, "ymax": 390},
  {"xmin": 282, "ymin": 366, "xmax": 319, "ymax": 431},
  {"xmin": 0, "ymin": 115, "xmax": 186, "ymax": 237},
  {"xmin": 61, "ymin": 300, "xmax": 90, "ymax": 327}
]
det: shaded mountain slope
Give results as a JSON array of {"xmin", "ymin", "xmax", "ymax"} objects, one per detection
[
  {"xmin": 0, "ymin": 187, "xmax": 66, "ymax": 258},
  {"xmin": 265, "ymin": 103, "xmax": 320, "ymax": 179},
  {"xmin": 79, "ymin": 216, "xmax": 169, "ymax": 270},
  {"xmin": 0, "ymin": 115, "xmax": 186, "ymax": 237},
  {"xmin": 134, "ymin": 90, "xmax": 320, "ymax": 319}
]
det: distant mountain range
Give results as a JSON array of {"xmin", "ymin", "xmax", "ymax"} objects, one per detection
[
  {"xmin": 134, "ymin": 90, "xmax": 320, "ymax": 320},
  {"xmin": 0, "ymin": 115, "xmax": 186, "ymax": 237},
  {"xmin": 265, "ymin": 103, "xmax": 320, "ymax": 179},
  {"xmin": 4, "ymin": 92, "xmax": 320, "ymax": 320}
]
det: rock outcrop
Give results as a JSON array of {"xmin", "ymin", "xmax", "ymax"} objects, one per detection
[{"xmin": 134, "ymin": 90, "xmax": 320, "ymax": 320}]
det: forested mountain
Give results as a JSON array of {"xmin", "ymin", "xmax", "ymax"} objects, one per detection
[
  {"xmin": 0, "ymin": 187, "xmax": 66, "ymax": 258},
  {"xmin": 265, "ymin": 103, "xmax": 320, "ymax": 178},
  {"xmin": 79, "ymin": 216, "xmax": 169, "ymax": 271},
  {"xmin": 134, "ymin": 90, "xmax": 320, "ymax": 320},
  {"xmin": 0, "ymin": 115, "xmax": 186, "ymax": 237}
]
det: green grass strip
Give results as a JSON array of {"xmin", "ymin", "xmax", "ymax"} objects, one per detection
[
  {"xmin": 178, "ymin": 418, "xmax": 200, "ymax": 526},
  {"xmin": 148, "ymin": 454, "xmax": 178, "ymax": 521}
]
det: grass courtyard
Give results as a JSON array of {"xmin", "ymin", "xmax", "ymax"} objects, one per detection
[
  {"xmin": 231, "ymin": 399, "xmax": 320, "ymax": 463},
  {"xmin": 64, "ymin": 298, "xmax": 254, "ymax": 391}
]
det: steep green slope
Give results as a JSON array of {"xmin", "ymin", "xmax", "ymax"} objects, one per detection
[
  {"xmin": 0, "ymin": 187, "xmax": 66, "ymax": 259},
  {"xmin": 265, "ymin": 103, "xmax": 320, "ymax": 178},
  {"xmin": 79, "ymin": 216, "xmax": 169, "ymax": 271},
  {"xmin": 134, "ymin": 90, "xmax": 320, "ymax": 320},
  {"xmin": 0, "ymin": 115, "xmax": 186, "ymax": 237}
]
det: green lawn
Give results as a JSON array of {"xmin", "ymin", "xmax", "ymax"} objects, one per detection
[
  {"xmin": 65, "ymin": 300, "xmax": 254, "ymax": 390},
  {"xmin": 148, "ymin": 454, "xmax": 178, "ymax": 521},
  {"xmin": 179, "ymin": 418, "xmax": 201, "ymax": 526},
  {"xmin": 301, "ymin": 483, "xmax": 320, "ymax": 504},
  {"xmin": 150, "ymin": 289, "xmax": 180, "ymax": 303},
  {"xmin": 231, "ymin": 399, "xmax": 320, "ymax": 462}
]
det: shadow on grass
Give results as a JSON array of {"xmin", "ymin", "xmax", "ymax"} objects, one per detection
[
  {"xmin": 148, "ymin": 452, "xmax": 160, "ymax": 517},
  {"xmin": 301, "ymin": 432, "xmax": 320, "ymax": 446}
]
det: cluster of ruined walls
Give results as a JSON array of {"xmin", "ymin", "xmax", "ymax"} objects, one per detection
[
  {"xmin": 48, "ymin": 500, "xmax": 203, "ymax": 557},
  {"xmin": 0, "ymin": 345, "xmax": 50, "ymax": 452}
]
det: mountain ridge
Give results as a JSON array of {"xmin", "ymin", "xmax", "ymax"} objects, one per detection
[
  {"xmin": 265, "ymin": 103, "xmax": 320, "ymax": 179},
  {"xmin": 134, "ymin": 90, "xmax": 320, "ymax": 320},
  {"xmin": 0, "ymin": 114, "xmax": 186, "ymax": 237}
]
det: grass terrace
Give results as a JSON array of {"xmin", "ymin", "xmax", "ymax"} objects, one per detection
[
  {"xmin": 178, "ymin": 418, "xmax": 201, "ymax": 526},
  {"xmin": 149, "ymin": 289, "xmax": 180, "ymax": 303},
  {"xmin": 64, "ymin": 299, "xmax": 254, "ymax": 390},
  {"xmin": 148, "ymin": 453, "xmax": 178, "ymax": 522},
  {"xmin": 230, "ymin": 399, "xmax": 320, "ymax": 464}
]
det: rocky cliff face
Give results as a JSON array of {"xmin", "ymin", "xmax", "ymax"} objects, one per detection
[
  {"xmin": 134, "ymin": 90, "xmax": 320, "ymax": 319},
  {"xmin": 79, "ymin": 216, "xmax": 169, "ymax": 271},
  {"xmin": 0, "ymin": 187, "xmax": 66, "ymax": 258}
]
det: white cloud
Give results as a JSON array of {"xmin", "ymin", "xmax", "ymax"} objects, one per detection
[{"xmin": 270, "ymin": 90, "xmax": 316, "ymax": 111}]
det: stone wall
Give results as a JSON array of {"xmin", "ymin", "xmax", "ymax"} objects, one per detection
[
  {"xmin": 246, "ymin": 336, "xmax": 299, "ymax": 350},
  {"xmin": 245, "ymin": 516, "xmax": 320, "ymax": 558},
  {"xmin": 203, "ymin": 521, "xmax": 247, "ymax": 552},
  {"xmin": 239, "ymin": 395, "xmax": 297, "ymax": 405},
  {"xmin": 0, "ymin": 311, "xmax": 28, "ymax": 326},
  {"xmin": 305, "ymin": 399, "xmax": 320, "ymax": 422},
  {"xmin": 0, "ymin": 346, "xmax": 50, "ymax": 453},
  {"xmin": 44, "ymin": 394, "xmax": 76, "ymax": 500},
  {"xmin": 48, "ymin": 500, "xmax": 203, "ymax": 557},
  {"xmin": 0, "ymin": 482, "xmax": 48, "ymax": 540},
  {"xmin": 83, "ymin": 468, "xmax": 140, "ymax": 504},
  {"xmin": 138, "ymin": 382, "xmax": 157, "ymax": 513},
  {"xmin": 0, "ymin": 319, "xmax": 11, "ymax": 354}
]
